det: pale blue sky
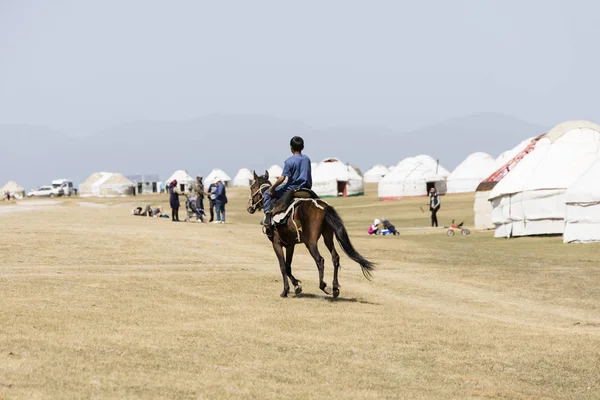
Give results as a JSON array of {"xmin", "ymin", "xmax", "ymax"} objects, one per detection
[{"xmin": 1, "ymin": 0, "xmax": 599, "ymax": 135}]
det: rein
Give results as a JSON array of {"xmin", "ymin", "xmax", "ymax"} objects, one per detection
[{"xmin": 248, "ymin": 182, "xmax": 271, "ymax": 212}]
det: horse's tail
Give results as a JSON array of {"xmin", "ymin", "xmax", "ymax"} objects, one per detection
[{"xmin": 324, "ymin": 206, "xmax": 375, "ymax": 280}]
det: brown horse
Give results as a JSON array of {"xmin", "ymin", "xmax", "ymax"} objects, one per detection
[{"xmin": 247, "ymin": 171, "xmax": 374, "ymax": 298}]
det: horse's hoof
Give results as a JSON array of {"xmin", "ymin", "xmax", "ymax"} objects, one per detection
[
  {"xmin": 332, "ymin": 288, "xmax": 340, "ymax": 298},
  {"xmin": 322, "ymin": 287, "xmax": 332, "ymax": 295},
  {"xmin": 280, "ymin": 291, "xmax": 288, "ymax": 298},
  {"xmin": 294, "ymin": 285, "xmax": 303, "ymax": 295}
]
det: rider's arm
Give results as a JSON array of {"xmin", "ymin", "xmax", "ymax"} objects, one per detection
[{"xmin": 271, "ymin": 176, "xmax": 286, "ymax": 190}]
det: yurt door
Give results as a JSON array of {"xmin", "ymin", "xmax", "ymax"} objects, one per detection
[{"xmin": 337, "ymin": 181, "xmax": 347, "ymax": 197}]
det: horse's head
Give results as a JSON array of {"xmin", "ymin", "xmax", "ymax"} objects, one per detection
[{"xmin": 247, "ymin": 170, "xmax": 271, "ymax": 214}]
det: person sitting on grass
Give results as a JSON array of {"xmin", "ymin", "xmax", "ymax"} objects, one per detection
[
  {"xmin": 368, "ymin": 219, "xmax": 381, "ymax": 235},
  {"xmin": 132, "ymin": 205, "xmax": 166, "ymax": 218},
  {"xmin": 381, "ymin": 218, "xmax": 399, "ymax": 235}
]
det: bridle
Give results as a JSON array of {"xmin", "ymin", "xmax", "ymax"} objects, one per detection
[{"xmin": 248, "ymin": 180, "xmax": 271, "ymax": 212}]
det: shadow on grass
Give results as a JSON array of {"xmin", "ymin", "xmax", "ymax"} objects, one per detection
[{"xmin": 293, "ymin": 292, "xmax": 380, "ymax": 305}]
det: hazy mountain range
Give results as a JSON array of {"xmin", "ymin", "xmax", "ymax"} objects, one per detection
[{"xmin": 0, "ymin": 112, "xmax": 547, "ymax": 190}]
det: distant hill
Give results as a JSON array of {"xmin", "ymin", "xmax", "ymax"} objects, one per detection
[{"xmin": 0, "ymin": 113, "xmax": 547, "ymax": 190}]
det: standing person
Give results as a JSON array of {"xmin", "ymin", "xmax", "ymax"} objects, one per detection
[
  {"xmin": 213, "ymin": 178, "xmax": 228, "ymax": 224},
  {"xmin": 262, "ymin": 136, "xmax": 312, "ymax": 228},
  {"xmin": 206, "ymin": 180, "xmax": 218, "ymax": 222},
  {"xmin": 429, "ymin": 187, "xmax": 441, "ymax": 227},
  {"xmin": 169, "ymin": 180, "xmax": 181, "ymax": 222},
  {"xmin": 193, "ymin": 176, "xmax": 205, "ymax": 222}
]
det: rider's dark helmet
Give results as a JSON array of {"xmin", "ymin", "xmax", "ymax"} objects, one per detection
[{"xmin": 290, "ymin": 136, "xmax": 304, "ymax": 152}]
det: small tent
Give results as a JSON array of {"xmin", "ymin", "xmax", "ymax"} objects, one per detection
[
  {"xmin": 378, "ymin": 156, "xmax": 447, "ymax": 200},
  {"xmin": 364, "ymin": 164, "xmax": 389, "ymax": 183},
  {"xmin": 563, "ymin": 160, "xmax": 600, "ymax": 243},
  {"xmin": 166, "ymin": 170, "xmax": 195, "ymax": 193},
  {"xmin": 232, "ymin": 168, "xmax": 254, "ymax": 187},
  {"xmin": 446, "ymin": 152, "xmax": 496, "ymax": 194},
  {"xmin": 267, "ymin": 165, "xmax": 283, "ymax": 184},
  {"xmin": 79, "ymin": 172, "xmax": 135, "ymax": 197},
  {"xmin": 1, "ymin": 180, "xmax": 25, "ymax": 199},
  {"xmin": 205, "ymin": 168, "xmax": 231, "ymax": 186},
  {"xmin": 490, "ymin": 120, "xmax": 600, "ymax": 238},
  {"xmin": 312, "ymin": 158, "xmax": 364, "ymax": 197}
]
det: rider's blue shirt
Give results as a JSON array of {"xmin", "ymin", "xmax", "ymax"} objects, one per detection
[{"xmin": 281, "ymin": 154, "xmax": 312, "ymax": 190}]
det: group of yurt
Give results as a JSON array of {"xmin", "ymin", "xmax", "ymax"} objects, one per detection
[
  {"xmin": 366, "ymin": 119, "xmax": 600, "ymax": 244},
  {"xmin": 473, "ymin": 120, "xmax": 600, "ymax": 244},
  {"xmin": 6, "ymin": 121, "xmax": 600, "ymax": 245}
]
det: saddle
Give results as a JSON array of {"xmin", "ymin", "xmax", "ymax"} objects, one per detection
[{"xmin": 271, "ymin": 188, "xmax": 319, "ymax": 217}]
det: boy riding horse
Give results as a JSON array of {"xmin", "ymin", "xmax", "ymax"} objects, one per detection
[{"xmin": 263, "ymin": 136, "xmax": 312, "ymax": 229}]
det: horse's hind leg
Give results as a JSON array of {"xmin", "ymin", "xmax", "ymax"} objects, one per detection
[
  {"xmin": 273, "ymin": 241, "xmax": 290, "ymax": 297},
  {"xmin": 305, "ymin": 240, "xmax": 330, "ymax": 295},
  {"xmin": 323, "ymin": 228, "xmax": 341, "ymax": 298},
  {"xmin": 285, "ymin": 246, "xmax": 302, "ymax": 295}
]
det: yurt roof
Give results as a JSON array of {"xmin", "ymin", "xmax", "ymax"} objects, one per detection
[
  {"xmin": 495, "ymin": 136, "xmax": 536, "ymax": 167},
  {"xmin": 205, "ymin": 168, "xmax": 231, "ymax": 185},
  {"xmin": 313, "ymin": 158, "xmax": 362, "ymax": 182},
  {"xmin": 101, "ymin": 173, "xmax": 134, "ymax": 186},
  {"xmin": 448, "ymin": 152, "xmax": 496, "ymax": 181},
  {"xmin": 544, "ymin": 120, "xmax": 600, "ymax": 143},
  {"xmin": 365, "ymin": 164, "xmax": 389, "ymax": 176},
  {"xmin": 82, "ymin": 172, "xmax": 105, "ymax": 186},
  {"xmin": 167, "ymin": 170, "xmax": 194, "ymax": 184},
  {"xmin": 1, "ymin": 180, "xmax": 25, "ymax": 193},
  {"xmin": 412, "ymin": 155, "xmax": 450, "ymax": 177},
  {"xmin": 490, "ymin": 121, "xmax": 600, "ymax": 200},
  {"xmin": 267, "ymin": 165, "xmax": 283, "ymax": 176},
  {"xmin": 382, "ymin": 158, "xmax": 445, "ymax": 183},
  {"xmin": 234, "ymin": 168, "xmax": 253, "ymax": 180}
]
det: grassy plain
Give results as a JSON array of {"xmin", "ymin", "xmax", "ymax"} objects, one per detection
[{"xmin": 1, "ymin": 184, "xmax": 599, "ymax": 399}]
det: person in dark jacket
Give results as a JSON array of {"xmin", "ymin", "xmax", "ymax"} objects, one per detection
[
  {"xmin": 169, "ymin": 180, "xmax": 181, "ymax": 222},
  {"xmin": 207, "ymin": 181, "xmax": 218, "ymax": 222},
  {"xmin": 213, "ymin": 178, "xmax": 228, "ymax": 223},
  {"xmin": 429, "ymin": 187, "xmax": 441, "ymax": 227}
]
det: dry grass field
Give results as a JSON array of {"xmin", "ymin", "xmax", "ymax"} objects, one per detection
[{"xmin": 1, "ymin": 184, "xmax": 599, "ymax": 399}]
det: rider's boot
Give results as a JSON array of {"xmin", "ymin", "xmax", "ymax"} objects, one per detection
[
  {"xmin": 263, "ymin": 212, "xmax": 273, "ymax": 237},
  {"xmin": 263, "ymin": 211, "xmax": 272, "ymax": 227}
]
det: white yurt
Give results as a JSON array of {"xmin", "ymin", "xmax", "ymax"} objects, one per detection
[
  {"xmin": 312, "ymin": 158, "xmax": 364, "ymax": 197},
  {"xmin": 267, "ymin": 165, "xmax": 283, "ymax": 184},
  {"xmin": 490, "ymin": 120, "xmax": 600, "ymax": 238},
  {"xmin": 166, "ymin": 170, "xmax": 195, "ymax": 192},
  {"xmin": 563, "ymin": 160, "xmax": 600, "ymax": 243},
  {"xmin": 205, "ymin": 168, "xmax": 231, "ymax": 186},
  {"xmin": 79, "ymin": 172, "xmax": 135, "ymax": 197},
  {"xmin": 1, "ymin": 180, "xmax": 26, "ymax": 199},
  {"xmin": 446, "ymin": 152, "xmax": 496, "ymax": 194},
  {"xmin": 378, "ymin": 156, "xmax": 447, "ymax": 200},
  {"xmin": 473, "ymin": 137, "xmax": 540, "ymax": 229},
  {"xmin": 232, "ymin": 168, "xmax": 254, "ymax": 187},
  {"xmin": 364, "ymin": 164, "xmax": 389, "ymax": 183}
]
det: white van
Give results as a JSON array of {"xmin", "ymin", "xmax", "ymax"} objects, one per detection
[{"xmin": 51, "ymin": 179, "xmax": 74, "ymax": 196}]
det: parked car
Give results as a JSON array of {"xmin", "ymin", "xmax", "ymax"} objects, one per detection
[
  {"xmin": 27, "ymin": 185, "xmax": 63, "ymax": 198},
  {"xmin": 52, "ymin": 179, "xmax": 74, "ymax": 196}
]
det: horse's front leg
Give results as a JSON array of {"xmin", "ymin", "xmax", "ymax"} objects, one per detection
[
  {"xmin": 285, "ymin": 245, "xmax": 302, "ymax": 295},
  {"xmin": 273, "ymin": 241, "xmax": 290, "ymax": 297}
]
